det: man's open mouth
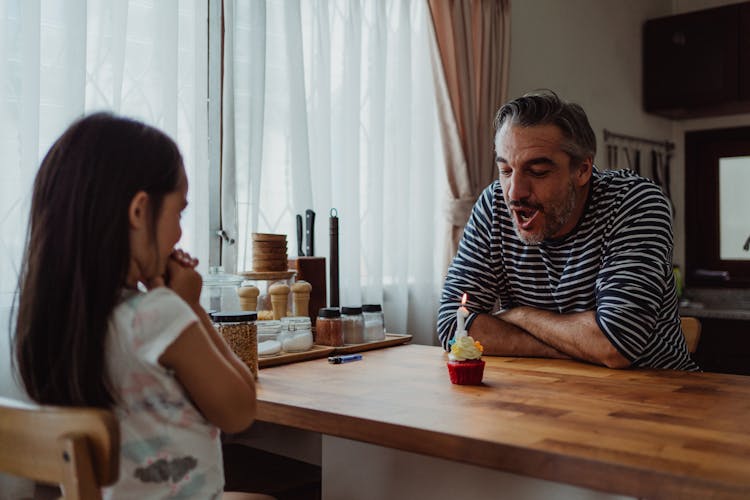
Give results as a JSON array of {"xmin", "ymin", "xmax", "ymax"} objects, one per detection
[{"xmin": 513, "ymin": 207, "xmax": 540, "ymax": 229}]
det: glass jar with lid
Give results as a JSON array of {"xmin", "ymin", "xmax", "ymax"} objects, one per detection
[
  {"xmin": 280, "ymin": 316, "xmax": 313, "ymax": 352},
  {"xmin": 316, "ymin": 308, "xmax": 343, "ymax": 346},
  {"xmin": 362, "ymin": 304, "xmax": 386, "ymax": 342},
  {"xmin": 256, "ymin": 320, "xmax": 283, "ymax": 357},
  {"xmin": 200, "ymin": 266, "xmax": 245, "ymax": 312},
  {"xmin": 212, "ymin": 311, "xmax": 258, "ymax": 379},
  {"xmin": 257, "ymin": 320, "xmax": 282, "ymax": 341},
  {"xmin": 341, "ymin": 306, "xmax": 365, "ymax": 344}
]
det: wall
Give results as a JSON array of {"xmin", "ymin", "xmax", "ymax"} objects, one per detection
[{"xmin": 508, "ymin": 0, "xmax": 673, "ymax": 168}]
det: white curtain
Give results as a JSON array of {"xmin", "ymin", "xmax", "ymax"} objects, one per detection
[
  {"xmin": 0, "ymin": 0, "xmax": 209, "ymax": 399},
  {"xmin": 223, "ymin": 0, "xmax": 447, "ymax": 345}
]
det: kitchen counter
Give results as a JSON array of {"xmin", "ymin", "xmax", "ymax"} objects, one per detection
[
  {"xmin": 238, "ymin": 344, "xmax": 750, "ymax": 500},
  {"xmin": 679, "ymin": 287, "xmax": 750, "ymax": 321},
  {"xmin": 679, "ymin": 305, "xmax": 750, "ymax": 320}
]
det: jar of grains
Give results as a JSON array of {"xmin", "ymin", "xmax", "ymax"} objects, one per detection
[
  {"xmin": 213, "ymin": 311, "xmax": 258, "ymax": 379},
  {"xmin": 362, "ymin": 304, "xmax": 386, "ymax": 342},
  {"xmin": 315, "ymin": 308, "xmax": 343, "ymax": 346},
  {"xmin": 341, "ymin": 306, "xmax": 365, "ymax": 344}
]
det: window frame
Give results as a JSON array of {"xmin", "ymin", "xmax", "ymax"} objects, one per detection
[
  {"xmin": 207, "ymin": 0, "xmax": 222, "ymax": 268},
  {"xmin": 685, "ymin": 126, "xmax": 750, "ymax": 287}
]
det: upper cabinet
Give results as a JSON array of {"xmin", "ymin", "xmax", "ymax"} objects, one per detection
[{"xmin": 643, "ymin": 2, "xmax": 750, "ymax": 119}]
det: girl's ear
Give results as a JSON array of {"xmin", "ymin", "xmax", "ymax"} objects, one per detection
[{"xmin": 129, "ymin": 191, "xmax": 150, "ymax": 229}]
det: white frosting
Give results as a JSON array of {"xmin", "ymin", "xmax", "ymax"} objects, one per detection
[{"xmin": 448, "ymin": 335, "xmax": 482, "ymax": 361}]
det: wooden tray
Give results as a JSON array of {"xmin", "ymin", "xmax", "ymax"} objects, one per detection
[
  {"xmin": 333, "ymin": 333, "xmax": 412, "ymax": 354},
  {"xmin": 258, "ymin": 345, "xmax": 335, "ymax": 368}
]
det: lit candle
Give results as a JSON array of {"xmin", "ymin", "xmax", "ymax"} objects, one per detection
[{"xmin": 456, "ymin": 293, "xmax": 469, "ymax": 338}]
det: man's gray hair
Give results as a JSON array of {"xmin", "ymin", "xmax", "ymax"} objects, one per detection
[{"xmin": 493, "ymin": 90, "xmax": 596, "ymax": 165}]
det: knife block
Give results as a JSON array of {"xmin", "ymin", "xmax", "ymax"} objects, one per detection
[{"xmin": 288, "ymin": 257, "xmax": 326, "ymax": 325}]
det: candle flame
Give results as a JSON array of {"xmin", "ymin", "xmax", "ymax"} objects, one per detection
[{"xmin": 461, "ymin": 293, "xmax": 467, "ymax": 306}]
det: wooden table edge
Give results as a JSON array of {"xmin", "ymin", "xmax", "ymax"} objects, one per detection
[{"xmin": 256, "ymin": 400, "xmax": 750, "ymax": 500}]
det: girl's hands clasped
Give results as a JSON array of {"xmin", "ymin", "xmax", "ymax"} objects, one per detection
[{"xmin": 165, "ymin": 249, "xmax": 202, "ymax": 306}]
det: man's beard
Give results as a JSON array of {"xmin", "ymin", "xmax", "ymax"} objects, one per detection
[{"xmin": 508, "ymin": 180, "xmax": 578, "ymax": 245}]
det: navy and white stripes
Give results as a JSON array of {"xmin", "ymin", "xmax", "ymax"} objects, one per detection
[{"xmin": 438, "ymin": 168, "xmax": 698, "ymax": 371}]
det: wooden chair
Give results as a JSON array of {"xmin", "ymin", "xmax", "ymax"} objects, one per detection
[
  {"xmin": 680, "ymin": 316, "xmax": 702, "ymax": 354},
  {"xmin": 0, "ymin": 397, "xmax": 119, "ymax": 500}
]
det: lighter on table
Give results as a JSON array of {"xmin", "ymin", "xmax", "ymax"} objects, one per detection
[{"xmin": 328, "ymin": 354, "xmax": 362, "ymax": 364}]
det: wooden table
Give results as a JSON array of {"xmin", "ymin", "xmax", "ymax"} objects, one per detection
[{"xmin": 239, "ymin": 344, "xmax": 750, "ymax": 499}]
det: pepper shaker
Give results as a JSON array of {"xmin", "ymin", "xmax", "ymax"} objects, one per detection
[
  {"xmin": 238, "ymin": 285, "xmax": 260, "ymax": 312},
  {"xmin": 291, "ymin": 280, "xmax": 312, "ymax": 317},
  {"xmin": 269, "ymin": 283, "xmax": 290, "ymax": 320}
]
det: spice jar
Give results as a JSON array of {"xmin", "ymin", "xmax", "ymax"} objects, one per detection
[
  {"xmin": 213, "ymin": 311, "xmax": 258, "ymax": 379},
  {"xmin": 316, "ymin": 308, "xmax": 343, "ymax": 346},
  {"xmin": 280, "ymin": 316, "xmax": 313, "ymax": 352},
  {"xmin": 362, "ymin": 304, "xmax": 386, "ymax": 342},
  {"xmin": 341, "ymin": 306, "xmax": 365, "ymax": 344}
]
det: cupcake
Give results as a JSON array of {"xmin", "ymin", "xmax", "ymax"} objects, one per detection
[{"xmin": 446, "ymin": 335, "xmax": 485, "ymax": 385}]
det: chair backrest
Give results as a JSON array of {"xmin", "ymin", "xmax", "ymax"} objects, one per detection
[
  {"xmin": 0, "ymin": 397, "xmax": 119, "ymax": 500},
  {"xmin": 680, "ymin": 316, "xmax": 702, "ymax": 354}
]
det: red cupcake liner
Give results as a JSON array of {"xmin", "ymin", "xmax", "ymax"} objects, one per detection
[{"xmin": 447, "ymin": 359, "xmax": 485, "ymax": 385}]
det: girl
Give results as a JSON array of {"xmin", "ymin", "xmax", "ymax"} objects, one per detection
[{"xmin": 14, "ymin": 113, "xmax": 269, "ymax": 499}]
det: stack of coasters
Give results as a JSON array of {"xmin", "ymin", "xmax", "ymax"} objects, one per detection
[{"xmin": 252, "ymin": 233, "xmax": 288, "ymax": 272}]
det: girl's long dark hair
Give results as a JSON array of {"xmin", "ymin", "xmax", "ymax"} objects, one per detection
[{"xmin": 14, "ymin": 112, "xmax": 183, "ymax": 408}]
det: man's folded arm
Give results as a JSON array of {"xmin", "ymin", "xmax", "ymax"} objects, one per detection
[
  {"xmin": 467, "ymin": 312, "xmax": 571, "ymax": 360},
  {"xmin": 468, "ymin": 307, "xmax": 630, "ymax": 368}
]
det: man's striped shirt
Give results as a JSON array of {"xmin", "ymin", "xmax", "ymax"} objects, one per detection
[{"xmin": 438, "ymin": 168, "xmax": 698, "ymax": 371}]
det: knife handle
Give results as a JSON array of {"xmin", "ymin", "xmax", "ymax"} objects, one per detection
[
  {"xmin": 305, "ymin": 209, "xmax": 316, "ymax": 256},
  {"xmin": 329, "ymin": 208, "xmax": 339, "ymax": 308},
  {"xmin": 296, "ymin": 214, "xmax": 304, "ymax": 257}
]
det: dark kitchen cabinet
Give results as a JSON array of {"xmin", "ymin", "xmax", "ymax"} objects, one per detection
[
  {"xmin": 693, "ymin": 318, "xmax": 750, "ymax": 376},
  {"xmin": 643, "ymin": 2, "xmax": 750, "ymax": 118}
]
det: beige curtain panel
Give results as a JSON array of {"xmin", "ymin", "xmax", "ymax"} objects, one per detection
[{"xmin": 428, "ymin": 0, "xmax": 511, "ymax": 265}]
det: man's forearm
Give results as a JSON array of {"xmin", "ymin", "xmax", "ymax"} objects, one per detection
[
  {"xmin": 499, "ymin": 307, "xmax": 630, "ymax": 368},
  {"xmin": 468, "ymin": 313, "xmax": 570, "ymax": 359}
]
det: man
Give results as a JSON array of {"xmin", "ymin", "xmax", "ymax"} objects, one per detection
[{"xmin": 437, "ymin": 90, "xmax": 697, "ymax": 370}]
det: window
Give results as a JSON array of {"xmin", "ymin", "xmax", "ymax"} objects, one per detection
[
  {"xmin": 0, "ymin": 0, "xmax": 212, "ymax": 396},
  {"xmin": 685, "ymin": 126, "xmax": 750, "ymax": 286},
  {"xmin": 222, "ymin": 0, "xmax": 447, "ymax": 342}
]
